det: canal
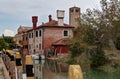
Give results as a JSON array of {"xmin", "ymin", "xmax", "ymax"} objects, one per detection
[
  {"xmin": 33, "ymin": 59, "xmax": 120, "ymax": 79},
  {"xmin": 33, "ymin": 59, "xmax": 68, "ymax": 79}
]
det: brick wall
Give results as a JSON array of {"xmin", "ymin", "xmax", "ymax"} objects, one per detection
[{"xmin": 44, "ymin": 28, "xmax": 73, "ymax": 48}]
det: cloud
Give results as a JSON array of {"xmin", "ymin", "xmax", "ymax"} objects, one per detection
[
  {"xmin": 0, "ymin": 0, "xmax": 100, "ymax": 36},
  {"xmin": 3, "ymin": 29, "xmax": 15, "ymax": 36},
  {"xmin": 0, "ymin": 0, "xmax": 100, "ymax": 16}
]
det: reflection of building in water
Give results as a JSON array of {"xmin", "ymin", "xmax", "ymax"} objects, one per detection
[
  {"xmin": 15, "ymin": 52, "xmax": 22, "ymax": 79},
  {"xmin": 33, "ymin": 59, "xmax": 68, "ymax": 79},
  {"xmin": 45, "ymin": 60, "xmax": 68, "ymax": 73},
  {"xmin": 33, "ymin": 59, "xmax": 45, "ymax": 79},
  {"xmin": 25, "ymin": 55, "xmax": 34, "ymax": 79}
]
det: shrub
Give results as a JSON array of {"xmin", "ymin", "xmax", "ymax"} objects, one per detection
[
  {"xmin": 70, "ymin": 41, "xmax": 84, "ymax": 58},
  {"xmin": 90, "ymin": 48, "xmax": 106, "ymax": 68}
]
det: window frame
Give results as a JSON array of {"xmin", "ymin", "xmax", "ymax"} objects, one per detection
[
  {"xmin": 63, "ymin": 30, "xmax": 68, "ymax": 37},
  {"xmin": 39, "ymin": 30, "xmax": 42, "ymax": 37},
  {"xmin": 36, "ymin": 31, "xmax": 38, "ymax": 37},
  {"xmin": 29, "ymin": 33, "xmax": 31, "ymax": 38}
]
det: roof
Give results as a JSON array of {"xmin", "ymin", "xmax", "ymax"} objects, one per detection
[
  {"xmin": 52, "ymin": 38, "xmax": 71, "ymax": 45},
  {"xmin": 18, "ymin": 26, "xmax": 32, "ymax": 33},
  {"xmin": 69, "ymin": 6, "xmax": 80, "ymax": 9},
  {"xmin": 27, "ymin": 20, "xmax": 74, "ymax": 32},
  {"xmin": 41, "ymin": 20, "xmax": 70, "ymax": 26},
  {"xmin": 37, "ymin": 20, "xmax": 74, "ymax": 29}
]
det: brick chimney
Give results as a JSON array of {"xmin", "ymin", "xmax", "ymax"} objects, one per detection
[
  {"xmin": 48, "ymin": 15, "xmax": 52, "ymax": 22},
  {"xmin": 32, "ymin": 16, "xmax": 38, "ymax": 29},
  {"xmin": 57, "ymin": 10, "xmax": 65, "ymax": 26}
]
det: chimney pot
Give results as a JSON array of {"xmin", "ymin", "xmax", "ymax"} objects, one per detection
[{"xmin": 48, "ymin": 15, "xmax": 52, "ymax": 22}]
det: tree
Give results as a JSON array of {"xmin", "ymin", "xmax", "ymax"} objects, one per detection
[
  {"xmin": 0, "ymin": 38, "xmax": 8, "ymax": 50},
  {"xmin": 100, "ymin": 0, "xmax": 120, "ymax": 49},
  {"xmin": 4, "ymin": 36, "xmax": 16, "ymax": 49},
  {"xmin": 0, "ymin": 36, "xmax": 15, "ymax": 50}
]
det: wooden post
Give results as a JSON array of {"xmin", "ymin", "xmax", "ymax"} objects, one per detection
[{"xmin": 68, "ymin": 65, "xmax": 83, "ymax": 79}]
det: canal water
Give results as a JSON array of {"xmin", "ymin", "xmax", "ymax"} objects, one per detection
[
  {"xmin": 33, "ymin": 59, "xmax": 120, "ymax": 79},
  {"xmin": 33, "ymin": 59, "xmax": 68, "ymax": 79}
]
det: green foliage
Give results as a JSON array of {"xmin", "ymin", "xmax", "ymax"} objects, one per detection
[
  {"xmin": 90, "ymin": 49, "xmax": 106, "ymax": 68},
  {"xmin": 100, "ymin": 0, "xmax": 120, "ymax": 50},
  {"xmin": 70, "ymin": 41, "xmax": 84, "ymax": 58},
  {"xmin": 69, "ymin": 0, "xmax": 120, "ymax": 69},
  {"xmin": 66, "ymin": 58, "xmax": 77, "ymax": 65},
  {"xmin": 0, "ymin": 38, "xmax": 8, "ymax": 50},
  {"xmin": 0, "ymin": 36, "xmax": 15, "ymax": 50},
  {"xmin": 4, "ymin": 36, "xmax": 16, "ymax": 49},
  {"xmin": 83, "ymin": 27, "xmax": 95, "ymax": 45}
]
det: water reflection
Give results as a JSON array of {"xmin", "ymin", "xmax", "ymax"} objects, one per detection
[
  {"xmin": 33, "ymin": 59, "xmax": 120, "ymax": 79},
  {"xmin": 33, "ymin": 59, "xmax": 68, "ymax": 79}
]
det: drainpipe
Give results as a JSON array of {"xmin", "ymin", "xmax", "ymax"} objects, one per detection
[{"xmin": 42, "ymin": 28, "xmax": 44, "ymax": 49}]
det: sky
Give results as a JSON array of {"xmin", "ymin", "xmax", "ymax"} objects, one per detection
[{"xmin": 0, "ymin": 0, "xmax": 101, "ymax": 37}]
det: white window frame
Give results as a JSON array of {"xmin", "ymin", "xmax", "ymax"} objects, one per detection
[{"xmin": 63, "ymin": 30, "xmax": 69, "ymax": 37}]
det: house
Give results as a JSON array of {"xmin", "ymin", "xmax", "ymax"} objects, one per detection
[
  {"xmin": 14, "ymin": 6, "xmax": 81, "ymax": 56},
  {"xmin": 13, "ymin": 26, "xmax": 32, "ymax": 48},
  {"xmin": 52, "ymin": 38, "xmax": 70, "ymax": 54},
  {"xmin": 27, "ymin": 10, "xmax": 74, "ymax": 55},
  {"xmin": 14, "ymin": 26, "xmax": 32, "ymax": 72}
]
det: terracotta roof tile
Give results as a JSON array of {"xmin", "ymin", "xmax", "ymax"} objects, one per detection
[
  {"xmin": 52, "ymin": 38, "xmax": 70, "ymax": 45},
  {"xmin": 28, "ymin": 20, "xmax": 74, "ymax": 31},
  {"xmin": 38, "ymin": 20, "xmax": 73, "ymax": 27}
]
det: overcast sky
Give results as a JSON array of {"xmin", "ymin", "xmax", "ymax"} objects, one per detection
[{"xmin": 0, "ymin": 0, "xmax": 101, "ymax": 36}]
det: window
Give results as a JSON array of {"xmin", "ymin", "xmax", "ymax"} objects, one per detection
[
  {"xmin": 39, "ymin": 44, "xmax": 41, "ymax": 49},
  {"xmin": 64, "ymin": 30, "xmax": 68, "ymax": 36},
  {"xmin": 71, "ymin": 9, "xmax": 73, "ymax": 12},
  {"xmin": 36, "ymin": 31, "xmax": 38, "ymax": 37},
  {"xmin": 39, "ymin": 30, "xmax": 41, "ymax": 36},
  {"xmin": 26, "ymin": 36, "xmax": 28, "ymax": 40},
  {"xmin": 36, "ymin": 45, "xmax": 38, "ymax": 48},
  {"xmin": 28, "ymin": 44, "xmax": 31, "ymax": 49},
  {"xmin": 23, "ymin": 36, "xmax": 24, "ymax": 41},
  {"xmin": 32, "ymin": 33, "xmax": 33, "ymax": 38},
  {"xmin": 29, "ymin": 33, "xmax": 31, "ymax": 38},
  {"xmin": 76, "ymin": 9, "xmax": 79, "ymax": 12}
]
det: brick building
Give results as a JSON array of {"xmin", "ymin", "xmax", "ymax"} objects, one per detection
[
  {"xmin": 27, "ymin": 10, "xmax": 74, "ymax": 55},
  {"xmin": 14, "ymin": 6, "xmax": 81, "ymax": 55},
  {"xmin": 14, "ymin": 26, "xmax": 32, "ymax": 47}
]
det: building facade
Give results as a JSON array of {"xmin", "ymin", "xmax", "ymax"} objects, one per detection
[
  {"xmin": 28, "ymin": 10, "xmax": 74, "ymax": 55},
  {"xmin": 14, "ymin": 26, "xmax": 32, "ymax": 48}
]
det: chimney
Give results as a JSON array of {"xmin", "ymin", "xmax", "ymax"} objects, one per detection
[
  {"xmin": 48, "ymin": 15, "xmax": 52, "ymax": 22},
  {"xmin": 57, "ymin": 10, "xmax": 65, "ymax": 26},
  {"xmin": 32, "ymin": 16, "xmax": 38, "ymax": 29}
]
